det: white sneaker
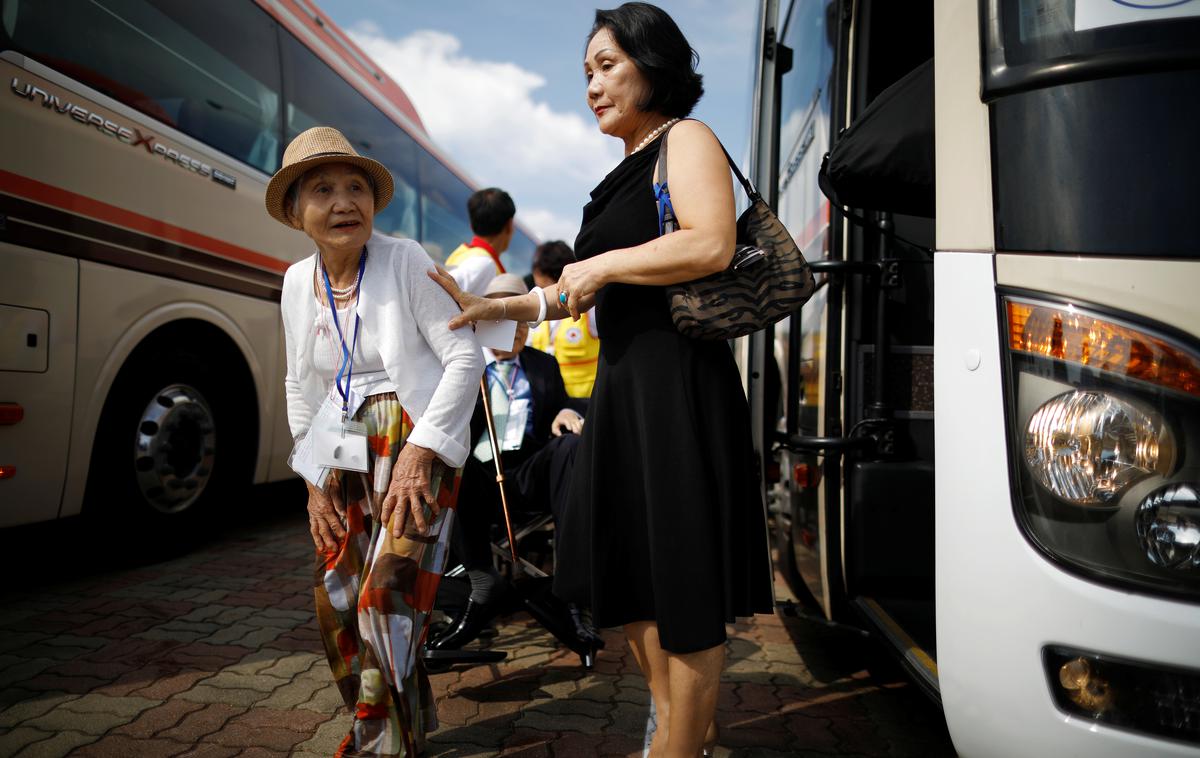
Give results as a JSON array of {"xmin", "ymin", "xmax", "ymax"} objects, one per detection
[{"xmin": 642, "ymin": 696, "xmax": 657, "ymax": 758}]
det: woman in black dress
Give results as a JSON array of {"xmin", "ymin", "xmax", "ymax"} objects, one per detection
[{"xmin": 431, "ymin": 4, "xmax": 772, "ymax": 755}]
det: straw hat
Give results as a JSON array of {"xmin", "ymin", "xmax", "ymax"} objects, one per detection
[
  {"xmin": 264, "ymin": 126, "xmax": 394, "ymax": 227},
  {"xmin": 485, "ymin": 273, "xmax": 528, "ymax": 298}
]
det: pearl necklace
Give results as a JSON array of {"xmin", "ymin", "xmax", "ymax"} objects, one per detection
[
  {"xmin": 630, "ymin": 118, "xmax": 680, "ymax": 154},
  {"xmin": 319, "ymin": 260, "xmax": 358, "ymax": 296},
  {"xmin": 314, "ymin": 263, "xmax": 357, "ymax": 302}
]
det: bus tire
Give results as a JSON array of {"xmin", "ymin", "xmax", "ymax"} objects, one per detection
[{"xmin": 84, "ymin": 346, "xmax": 254, "ymax": 548}]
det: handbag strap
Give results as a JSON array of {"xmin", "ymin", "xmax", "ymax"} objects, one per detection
[
  {"xmin": 653, "ymin": 119, "xmax": 761, "ymax": 236},
  {"xmin": 653, "ymin": 130, "xmax": 678, "ymax": 236}
]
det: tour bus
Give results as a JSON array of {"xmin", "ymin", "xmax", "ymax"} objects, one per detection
[
  {"xmin": 0, "ymin": 0, "xmax": 537, "ymax": 533},
  {"xmin": 746, "ymin": 0, "xmax": 1199, "ymax": 754}
]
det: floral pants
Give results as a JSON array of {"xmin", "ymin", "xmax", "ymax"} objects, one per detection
[{"xmin": 313, "ymin": 394, "xmax": 460, "ymax": 757}]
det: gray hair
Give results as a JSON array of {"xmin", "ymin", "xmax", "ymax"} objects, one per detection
[{"xmin": 285, "ymin": 165, "xmax": 377, "ymax": 222}]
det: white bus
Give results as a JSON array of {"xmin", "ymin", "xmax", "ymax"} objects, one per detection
[
  {"xmin": 747, "ymin": 0, "xmax": 1199, "ymax": 754},
  {"xmin": 0, "ymin": 0, "xmax": 537, "ymax": 534}
]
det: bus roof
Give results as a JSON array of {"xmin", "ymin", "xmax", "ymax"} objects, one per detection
[
  {"xmin": 254, "ymin": 0, "xmax": 542, "ymax": 247},
  {"xmin": 255, "ymin": 0, "xmax": 426, "ymax": 134}
]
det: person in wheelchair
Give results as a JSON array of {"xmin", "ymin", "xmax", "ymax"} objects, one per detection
[{"xmin": 429, "ymin": 273, "xmax": 588, "ymax": 651}]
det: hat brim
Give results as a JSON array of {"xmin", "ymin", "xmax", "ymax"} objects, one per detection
[
  {"xmin": 486, "ymin": 287, "xmax": 528, "ymax": 298},
  {"xmin": 264, "ymin": 153, "xmax": 395, "ymax": 228}
]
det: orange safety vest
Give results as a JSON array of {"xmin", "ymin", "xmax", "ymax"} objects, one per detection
[{"xmin": 531, "ymin": 311, "xmax": 600, "ymax": 398}]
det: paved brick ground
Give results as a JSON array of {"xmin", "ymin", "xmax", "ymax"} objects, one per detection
[{"xmin": 0, "ymin": 487, "xmax": 955, "ymax": 757}]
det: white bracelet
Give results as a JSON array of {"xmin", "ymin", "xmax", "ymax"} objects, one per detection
[{"xmin": 530, "ymin": 286, "xmax": 548, "ymax": 326}]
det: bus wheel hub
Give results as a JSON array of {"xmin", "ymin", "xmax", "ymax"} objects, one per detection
[{"xmin": 133, "ymin": 384, "xmax": 216, "ymax": 514}]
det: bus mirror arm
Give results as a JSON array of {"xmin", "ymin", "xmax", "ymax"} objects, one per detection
[
  {"xmin": 774, "ymin": 430, "xmax": 877, "ymax": 455},
  {"xmin": 807, "ymin": 259, "xmax": 905, "ymax": 288},
  {"xmin": 807, "ymin": 259, "xmax": 879, "ymax": 277}
]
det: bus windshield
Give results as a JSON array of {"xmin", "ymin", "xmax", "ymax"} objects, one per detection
[
  {"xmin": 986, "ymin": 0, "xmax": 1200, "ymax": 258},
  {"xmin": 1001, "ymin": 0, "xmax": 1200, "ymax": 65}
]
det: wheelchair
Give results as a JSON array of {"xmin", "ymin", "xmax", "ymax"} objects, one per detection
[
  {"xmin": 422, "ymin": 383, "xmax": 602, "ymax": 671},
  {"xmin": 423, "ymin": 511, "xmax": 602, "ymax": 671}
]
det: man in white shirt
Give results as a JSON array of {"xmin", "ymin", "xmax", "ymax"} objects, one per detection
[{"xmin": 444, "ymin": 188, "xmax": 516, "ymax": 296}]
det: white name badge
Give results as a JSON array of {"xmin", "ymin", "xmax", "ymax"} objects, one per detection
[
  {"xmin": 503, "ymin": 398, "xmax": 530, "ymax": 450},
  {"xmin": 287, "ymin": 430, "xmax": 330, "ymax": 489},
  {"xmin": 310, "ymin": 391, "xmax": 369, "ymax": 472},
  {"xmin": 312, "ymin": 416, "xmax": 369, "ymax": 472},
  {"xmin": 476, "ymin": 319, "xmax": 518, "ymax": 351}
]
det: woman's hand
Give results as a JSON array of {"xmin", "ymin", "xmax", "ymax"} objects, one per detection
[
  {"xmin": 380, "ymin": 443, "xmax": 440, "ymax": 538},
  {"xmin": 552, "ymin": 409, "xmax": 584, "ymax": 436},
  {"xmin": 307, "ymin": 476, "xmax": 346, "ymax": 552},
  {"xmin": 556, "ymin": 256, "xmax": 609, "ymax": 319},
  {"xmin": 428, "ymin": 265, "xmax": 506, "ymax": 329}
]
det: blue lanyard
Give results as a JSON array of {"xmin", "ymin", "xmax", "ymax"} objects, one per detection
[{"xmin": 321, "ymin": 249, "xmax": 366, "ymax": 418}]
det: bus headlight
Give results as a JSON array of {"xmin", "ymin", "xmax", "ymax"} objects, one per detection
[
  {"xmin": 1136, "ymin": 483, "xmax": 1200, "ymax": 570},
  {"xmin": 1024, "ymin": 391, "xmax": 1175, "ymax": 506},
  {"xmin": 1003, "ymin": 294, "xmax": 1200, "ymax": 600}
]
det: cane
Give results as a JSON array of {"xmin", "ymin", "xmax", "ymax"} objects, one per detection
[{"xmin": 479, "ymin": 376, "xmax": 521, "ymax": 574}]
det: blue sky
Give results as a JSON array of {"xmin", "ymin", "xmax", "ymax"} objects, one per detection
[{"xmin": 317, "ymin": 0, "xmax": 762, "ymax": 245}]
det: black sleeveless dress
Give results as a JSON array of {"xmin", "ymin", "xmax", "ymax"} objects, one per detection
[{"xmin": 554, "ymin": 136, "xmax": 774, "ymax": 654}]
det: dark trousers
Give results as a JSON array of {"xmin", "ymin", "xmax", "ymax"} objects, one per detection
[{"xmin": 454, "ymin": 433, "xmax": 581, "ymax": 571}]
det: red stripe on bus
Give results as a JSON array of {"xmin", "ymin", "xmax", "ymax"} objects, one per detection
[
  {"xmin": 0, "ymin": 170, "xmax": 289, "ymax": 274},
  {"xmin": 797, "ymin": 199, "xmax": 830, "ymax": 252}
]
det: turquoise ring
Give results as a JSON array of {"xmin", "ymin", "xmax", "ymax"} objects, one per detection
[{"xmin": 559, "ymin": 292, "xmax": 568, "ymax": 305}]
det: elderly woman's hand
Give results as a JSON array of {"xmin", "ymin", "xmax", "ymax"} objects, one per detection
[
  {"xmin": 307, "ymin": 476, "xmax": 346, "ymax": 552},
  {"xmin": 556, "ymin": 257, "xmax": 609, "ymax": 320},
  {"xmin": 381, "ymin": 443, "xmax": 440, "ymax": 538},
  {"xmin": 428, "ymin": 265, "xmax": 507, "ymax": 328}
]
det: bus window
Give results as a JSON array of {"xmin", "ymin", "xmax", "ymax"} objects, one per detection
[
  {"xmin": 417, "ymin": 151, "xmax": 473, "ymax": 262},
  {"xmin": 778, "ymin": 2, "xmax": 835, "ymax": 180},
  {"xmin": 778, "ymin": 0, "xmax": 836, "ymax": 257},
  {"xmin": 281, "ymin": 33, "xmax": 420, "ymax": 241},
  {"xmin": 0, "ymin": 0, "xmax": 283, "ymax": 175},
  {"xmin": 505, "ymin": 228, "xmax": 536, "ymax": 276}
]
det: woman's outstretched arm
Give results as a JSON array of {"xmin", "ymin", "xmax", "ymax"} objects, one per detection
[{"xmin": 426, "ymin": 266, "xmax": 587, "ymax": 328}]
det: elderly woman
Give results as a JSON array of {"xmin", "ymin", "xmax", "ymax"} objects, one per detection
[
  {"xmin": 431, "ymin": 4, "xmax": 772, "ymax": 757},
  {"xmin": 269, "ymin": 126, "xmax": 482, "ymax": 757}
]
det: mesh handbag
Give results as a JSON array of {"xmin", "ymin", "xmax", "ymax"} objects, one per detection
[{"xmin": 654, "ymin": 123, "xmax": 815, "ymax": 340}]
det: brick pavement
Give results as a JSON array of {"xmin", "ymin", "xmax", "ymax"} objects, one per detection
[{"xmin": 0, "ymin": 493, "xmax": 955, "ymax": 757}]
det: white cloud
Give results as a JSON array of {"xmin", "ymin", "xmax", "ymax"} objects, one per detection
[
  {"xmin": 347, "ymin": 24, "xmax": 623, "ymax": 244},
  {"xmin": 520, "ymin": 206, "xmax": 581, "ymax": 243}
]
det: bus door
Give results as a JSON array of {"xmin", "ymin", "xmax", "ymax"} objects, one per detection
[
  {"xmin": 834, "ymin": 0, "xmax": 938, "ymax": 688},
  {"xmin": 768, "ymin": 0, "xmax": 941, "ymax": 691}
]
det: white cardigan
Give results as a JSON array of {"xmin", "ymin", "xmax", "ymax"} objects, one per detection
[{"xmin": 281, "ymin": 231, "xmax": 483, "ymax": 468}]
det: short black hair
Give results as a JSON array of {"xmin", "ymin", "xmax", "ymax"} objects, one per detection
[
  {"xmin": 589, "ymin": 3, "xmax": 704, "ymax": 119},
  {"xmin": 467, "ymin": 188, "xmax": 515, "ymax": 236},
  {"xmin": 532, "ymin": 240, "xmax": 575, "ymax": 281}
]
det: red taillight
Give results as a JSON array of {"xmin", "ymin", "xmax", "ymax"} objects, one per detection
[
  {"xmin": 793, "ymin": 463, "xmax": 820, "ymax": 489},
  {"xmin": 0, "ymin": 466, "xmax": 14, "ymax": 480},
  {"xmin": 0, "ymin": 403, "xmax": 23, "ymax": 425}
]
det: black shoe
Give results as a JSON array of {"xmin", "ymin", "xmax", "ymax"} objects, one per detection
[
  {"xmin": 568, "ymin": 603, "xmax": 605, "ymax": 649},
  {"xmin": 428, "ymin": 598, "xmax": 496, "ymax": 650}
]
